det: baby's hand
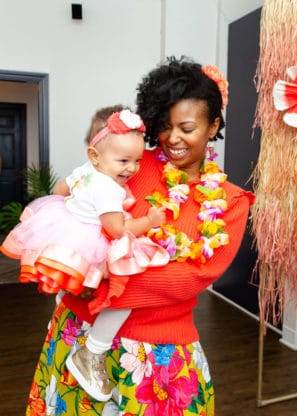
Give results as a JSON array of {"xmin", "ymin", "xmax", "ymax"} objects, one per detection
[{"xmin": 147, "ymin": 206, "xmax": 166, "ymax": 228}]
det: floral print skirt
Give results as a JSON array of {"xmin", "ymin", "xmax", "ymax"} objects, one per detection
[{"xmin": 26, "ymin": 301, "xmax": 215, "ymax": 416}]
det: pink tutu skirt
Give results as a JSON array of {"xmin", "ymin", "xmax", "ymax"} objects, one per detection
[{"xmin": 1, "ymin": 195, "xmax": 109, "ymax": 295}]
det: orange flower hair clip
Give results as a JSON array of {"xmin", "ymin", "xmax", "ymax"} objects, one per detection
[{"xmin": 202, "ymin": 65, "xmax": 229, "ymax": 109}]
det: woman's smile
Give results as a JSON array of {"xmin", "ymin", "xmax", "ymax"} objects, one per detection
[{"xmin": 166, "ymin": 147, "xmax": 189, "ymax": 159}]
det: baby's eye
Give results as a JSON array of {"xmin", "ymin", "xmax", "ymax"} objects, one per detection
[{"xmin": 119, "ymin": 159, "xmax": 128, "ymax": 163}]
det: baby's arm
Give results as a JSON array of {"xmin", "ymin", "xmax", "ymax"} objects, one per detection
[
  {"xmin": 53, "ymin": 179, "xmax": 70, "ymax": 196},
  {"xmin": 100, "ymin": 206, "xmax": 166, "ymax": 239}
]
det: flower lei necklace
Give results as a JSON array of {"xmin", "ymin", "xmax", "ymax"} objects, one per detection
[{"xmin": 145, "ymin": 150, "xmax": 230, "ymax": 263}]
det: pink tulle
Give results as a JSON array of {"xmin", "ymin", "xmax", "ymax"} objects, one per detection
[
  {"xmin": 1, "ymin": 195, "xmax": 109, "ymax": 294},
  {"xmin": 1, "ymin": 194, "xmax": 169, "ymax": 297}
]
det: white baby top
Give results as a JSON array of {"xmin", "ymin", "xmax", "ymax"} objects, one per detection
[{"xmin": 65, "ymin": 161, "xmax": 126, "ymax": 224}]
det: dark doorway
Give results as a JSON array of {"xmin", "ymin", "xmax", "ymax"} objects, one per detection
[
  {"xmin": 0, "ymin": 70, "xmax": 49, "ymax": 209},
  {"xmin": 0, "ymin": 70, "xmax": 49, "ymax": 166},
  {"xmin": 212, "ymin": 7, "xmax": 262, "ymax": 315},
  {"xmin": 0, "ymin": 103, "xmax": 27, "ymax": 207}
]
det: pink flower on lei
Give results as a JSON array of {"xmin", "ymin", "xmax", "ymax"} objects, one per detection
[
  {"xmin": 136, "ymin": 352, "xmax": 198, "ymax": 416},
  {"xmin": 120, "ymin": 338, "xmax": 153, "ymax": 384}
]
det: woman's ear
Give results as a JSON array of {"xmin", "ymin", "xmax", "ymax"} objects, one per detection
[
  {"xmin": 209, "ymin": 117, "xmax": 221, "ymax": 138},
  {"xmin": 87, "ymin": 146, "xmax": 100, "ymax": 167}
]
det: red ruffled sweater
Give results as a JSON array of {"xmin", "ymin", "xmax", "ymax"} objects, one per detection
[{"xmin": 63, "ymin": 149, "xmax": 254, "ymax": 344}]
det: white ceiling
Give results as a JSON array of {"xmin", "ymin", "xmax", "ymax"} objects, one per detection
[{"xmin": 219, "ymin": 0, "xmax": 263, "ymax": 22}]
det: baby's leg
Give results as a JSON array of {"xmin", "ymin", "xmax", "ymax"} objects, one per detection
[
  {"xmin": 86, "ymin": 308, "xmax": 131, "ymax": 353},
  {"xmin": 66, "ymin": 308, "xmax": 131, "ymax": 401}
]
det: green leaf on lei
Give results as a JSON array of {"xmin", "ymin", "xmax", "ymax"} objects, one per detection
[
  {"xmin": 195, "ymin": 184, "xmax": 212, "ymax": 196},
  {"xmin": 145, "ymin": 195, "xmax": 157, "ymax": 206},
  {"xmin": 175, "ymin": 231, "xmax": 185, "ymax": 246},
  {"xmin": 180, "ymin": 171, "xmax": 189, "ymax": 184},
  {"xmin": 166, "ymin": 178, "xmax": 178, "ymax": 188}
]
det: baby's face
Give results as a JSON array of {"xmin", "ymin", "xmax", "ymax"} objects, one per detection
[{"xmin": 95, "ymin": 131, "xmax": 145, "ymax": 186}]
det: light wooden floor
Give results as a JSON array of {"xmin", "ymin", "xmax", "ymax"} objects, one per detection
[{"xmin": 0, "ymin": 280, "xmax": 297, "ymax": 415}]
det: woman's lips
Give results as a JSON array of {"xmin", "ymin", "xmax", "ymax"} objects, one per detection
[{"xmin": 166, "ymin": 147, "xmax": 188, "ymax": 160}]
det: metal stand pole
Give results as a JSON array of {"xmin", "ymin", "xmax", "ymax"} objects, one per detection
[{"xmin": 257, "ymin": 320, "xmax": 297, "ymax": 407}]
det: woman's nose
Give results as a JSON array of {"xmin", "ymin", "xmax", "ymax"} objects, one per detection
[{"xmin": 167, "ymin": 128, "xmax": 181, "ymax": 144}]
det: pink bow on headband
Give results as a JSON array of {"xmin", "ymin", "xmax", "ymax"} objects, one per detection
[{"xmin": 273, "ymin": 66, "xmax": 297, "ymax": 128}]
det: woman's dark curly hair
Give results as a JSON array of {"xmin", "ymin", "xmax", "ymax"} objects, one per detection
[{"xmin": 136, "ymin": 56, "xmax": 225, "ymax": 147}]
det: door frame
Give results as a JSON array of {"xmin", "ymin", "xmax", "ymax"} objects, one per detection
[
  {"xmin": 0, "ymin": 102, "xmax": 27, "ymax": 206},
  {"xmin": 0, "ymin": 70, "xmax": 49, "ymax": 165}
]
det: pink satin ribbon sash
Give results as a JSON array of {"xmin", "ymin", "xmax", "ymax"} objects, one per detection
[{"xmin": 107, "ymin": 231, "xmax": 169, "ymax": 275}]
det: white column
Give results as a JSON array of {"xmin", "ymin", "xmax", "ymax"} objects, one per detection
[{"xmin": 280, "ymin": 283, "xmax": 297, "ymax": 350}]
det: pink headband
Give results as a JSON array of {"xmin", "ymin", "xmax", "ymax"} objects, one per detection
[{"xmin": 89, "ymin": 109, "xmax": 146, "ymax": 147}]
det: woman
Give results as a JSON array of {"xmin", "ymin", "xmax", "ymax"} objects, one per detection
[{"xmin": 26, "ymin": 57, "xmax": 253, "ymax": 416}]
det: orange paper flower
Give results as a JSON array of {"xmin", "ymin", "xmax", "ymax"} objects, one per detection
[{"xmin": 203, "ymin": 65, "xmax": 229, "ymax": 109}]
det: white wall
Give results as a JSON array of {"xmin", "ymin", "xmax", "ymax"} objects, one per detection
[
  {"xmin": 0, "ymin": 0, "xmax": 263, "ymax": 179},
  {"xmin": 219, "ymin": 0, "xmax": 263, "ymax": 22},
  {"xmin": 0, "ymin": 0, "xmax": 161, "ymax": 178},
  {"xmin": 163, "ymin": 0, "xmax": 263, "ymax": 169},
  {"xmin": 165, "ymin": 0, "xmax": 218, "ymax": 64}
]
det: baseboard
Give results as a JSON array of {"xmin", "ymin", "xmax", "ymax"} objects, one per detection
[{"xmin": 207, "ymin": 286, "xmax": 282, "ymax": 335}]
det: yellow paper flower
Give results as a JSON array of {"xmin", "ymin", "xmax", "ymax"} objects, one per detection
[{"xmin": 203, "ymin": 161, "xmax": 219, "ymax": 174}]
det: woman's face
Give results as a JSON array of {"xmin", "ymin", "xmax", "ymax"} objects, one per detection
[{"xmin": 158, "ymin": 99, "xmax": 220, "ymax": 180}]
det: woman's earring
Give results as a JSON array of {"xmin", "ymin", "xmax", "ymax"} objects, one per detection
[
  {"xmin": 207, "ymin": 144, "xmax": 214, "ymax": 158},
  {"xmin": 207, "ymin": 144, "xmax": 217, "ymax": 161}
]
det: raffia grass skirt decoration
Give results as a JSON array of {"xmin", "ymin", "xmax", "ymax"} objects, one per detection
[{"xmin": 252, "ymin": 0, "xmax": 297, "ymax": 325}]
